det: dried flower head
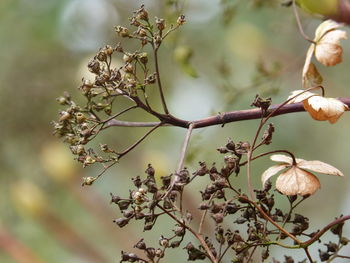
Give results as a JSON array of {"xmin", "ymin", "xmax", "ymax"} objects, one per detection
[
  {"xmin": 288, "ymin": 90, "xmax": 348, "ymax": 123},
  {"xmin": 302, "ymin": 20, "xmax": 347, "ymax": 88},
  {"xmin": 314, "ymin": 20, "xmax": 347, "ymax": 67},
  {"xmin": 262, "ymin": 154, "xmax": 344, "ymax": 196}
]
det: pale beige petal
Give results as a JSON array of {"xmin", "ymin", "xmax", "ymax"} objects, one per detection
[
  {"xmin": 325, "ymin": 98, "xmax": 348, "ymax": 123},
  {"xmin": 304, "ymin": 62, "xmax": 323, "ymax": 87},
  {"xmin": 287, "ymin": 90, "xmax": 316, "ymax": 103},
  {"xmin": 315, "ymin": 42, "xmax": 344, "ymax": 66},
  {"xmin": 303, "ymin": 96, "xmax": 329, "ymax": 121},
  {"xmin": 261, "ymin": 164, "xmax": 288, "ymax": 187},
  {"xmin": 315, "ymin": 29, "xmax": 347, "ymax": 66},
  {"xmin": 314, "ymin": 20, "xmax": 344, "ymax": 41},
  {"xmin": 304, "ymin": 96, "xmax": 348, "ymax": 123},
  {"xmin": 302, "ymin": 45, "xmax": 316, "ymax": 89},
  {"xmin": 276, "ymin": 167, "xmax": 321, "ymax": 196},
  {"xmin": 298, "ymin": 160, "xmax": 344, "ymax": 176},
  {"xmin": 270, "ymin": 154, "xmax": 304, "ymax": 164}
]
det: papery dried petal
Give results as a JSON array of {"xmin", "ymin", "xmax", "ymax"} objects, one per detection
[
  {"xmin": 303, "ymin": 96, "xmax": 348, "ymax": 123},
  {"xmin": 298, "ymin": 160, "xmax": 344, "ymax": 176},
  {"xmin": 270, "ymin": 154, "xmax": 304, "ymax": 164},
  {"xmin": 261, "ymin": 164, "xmax": 289, "ymax": 187},
  {"xmin": 314, "ymin": 20, "xmax": 347, "ymax": 66},
  {"xmin": 287, "ymin": 90, "xmax": 317, "ymax": 104},
  {"xmin": 276, "ymin": 166, "xmax": 320, "ymax": 196}
]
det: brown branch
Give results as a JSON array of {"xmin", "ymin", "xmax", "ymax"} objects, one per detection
[
  {"xmin": 104, "ymin": 98, "xmax": 350, "ymax": 129},
  {"xmin": 301, "ymin": 214, "xmax": 350, "ymax": 247}
]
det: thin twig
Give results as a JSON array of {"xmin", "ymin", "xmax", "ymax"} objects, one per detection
[
  {"xmin": 304, "ymin": 247, "xmax": 314, "ymax": 263},
  {"xmin": 239, "ymin": 195, "xmax": 302, "ymax": 245},
  {"xmin": 176, "ymin": 123, "xmax": 194, "ymax": 173},
  {"xmin": 153, "ymin": 47, "xmax": 169, "ymax": 114},
  {"xmin": 246, "ymin": 148, "xmax": 255, "ymax": 200},
  {"xmin": 198, "ymin": 193, "xmax": 215, "ymax": 235},
  {"xmin": 246, "ymin": 246, "xmax": 257, "ymax": 263},
  {"xmin": 101, "ymin": 105, "xmax": 138, "ymax": 124},
  {"xmin": 239, "ymin": 149, "xmax": 297, "ymax": 167},
  {"xmin": 118, "ymin": 122, "xmax": 164, "ymax": 158},
  {"xmin": 292, "ymin": 0, "xmax": 316, "ymax": 43},
  {"xmin": 156, "ymin": 204, "xmax": 218, "ymax": 263}
]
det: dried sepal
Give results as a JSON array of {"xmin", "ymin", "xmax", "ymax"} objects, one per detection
[
  {"xmin": 261, "ymin": 164, "xmax": 289, "ymax": 188},
  {"xmin": 261, "ymin": 154, "xmax": 344, "ymax": 196},
  {"xmin": 302, "ymin": 20, "xmax": 347, "ymax": 88},
  {"xmin": 276, "ymin": 166, "xmax": 321, "ymax": 196},
  {"xmin": 314, "ymin": 20, "xmax": 347, "ymax": 66},
  {"xmin": 297, "ymin": 160, "xmax": 344, "ymax": 176},
  {"xmin": 287, "ymin": 90, "xmax": 348, "ymax": 123},
  {"xmin": 303, "ymin": 96, "xmax": 349, "ymax": 123},
  {"xmin": 287, "ymin": 90, "xmax": 316, "ymax": 103}
]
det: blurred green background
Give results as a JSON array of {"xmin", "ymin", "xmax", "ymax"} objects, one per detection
[{"xmin": 1, "ymin": 0, "xmax": 350, "ymax": 262}]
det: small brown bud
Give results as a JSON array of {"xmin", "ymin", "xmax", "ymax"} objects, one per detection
[
  {"xmin": 113, "ymin": 217, "xmax": 130, "ymax": 228},
  {"xmin": 159, "ymin": 236, "xmax": 169, "ymax": 247},
  {"xmin": 177, "ymin": 15, "xmax": 186, "ymax": 25},
  {"xmin": 212, "ymin": 213, "xmax": 224, "ymax": 224},
  {"xmin": 104, "ymin": 45, "xmax": 113, "ymax": 55},
  {"xmin": 59, "ymin": 111, "xmax": 71, "ymax": 122},
  {"xmin": 87, "ymin": 59, "xmax": 100, "ymax": 74},
  {"xmin": 137, "ymin": 27, "xmax": 147, "ymax": 37},
  {"xmin": 82, "ymin": 176, "xmax": 96, "ymax": 186},
  {"xmin": 110, "ymin": 193, "xmax": 121, "ymax": 204},
  {"xmin": 115, "ymin": 26, "xmax": 129, "ymax": 37},
  {"xmin": 155, "ymin": 17, "xmax": 165, "ymax": 30},
  {"xmin": 96, "ymin": 50, "xmax": 107, "ymax": 62},
  {"xmin": 134, "ymin": 239, "xmax": 146, "ymax": 250},
  {"xmin": 136, "ymin": 5, "xmax": 148, "ymax": 20},
  {"xmin": 138, "ymin": 52, "xmax": 148, "ymax": 64},
  {"xmin": 124, "ymin": 63, "xmax": 134, "ymax": 73}
]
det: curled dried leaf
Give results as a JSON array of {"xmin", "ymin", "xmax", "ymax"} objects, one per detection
[
  {"xmin": 287, "ymin": 90, "xmax": 348, "ymax": 123},
  {"xmin": 303, "ymin": 96, "xmax": 348, "ymax": 123},
  {"xmin": 314, "ymin": 20, "xmax": 347, "ymax": 66},
  {"xmin": 302, "ymin": 20, "xmax": 347, "ymax": 88}
]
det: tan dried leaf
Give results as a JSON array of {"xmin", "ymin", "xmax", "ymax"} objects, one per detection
[
  {"xmin": 298, "ymin": 160, "xmax": 344, "ymax": 176},
  {"xmin": 303, "ymin": 96, "xmax": 348, "ymax": 123},
  {"xmin": 261, "ymin": 154, "xmax": 344, "ymax": 196},
  {"xmin": 261, "ymin": 164, "xmax": 289, "ymax": 187},
  {"xmin": 314, "ymin": 20, "xmax": 347, "ymax": 66},
  {"xmin": 302, "ymin": 45, "xmax": 316, "ymax": 89},
  {"xmin": 305, "ymin": 62, "xmax": 323, "ymax": 86},
  {"xmin": 301, "ymin": 20, "xmax": 347, "ymax": 88},
  {"xmin": 276, "ymin": 166, "xmax": 321, "ymax": 196},
  {"xmin": 287, "ymin": 90, "xmax": 316, "ymax": 104}
]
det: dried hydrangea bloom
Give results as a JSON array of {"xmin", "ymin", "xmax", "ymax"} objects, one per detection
[
  {"xmin": 288, "ymin": 90, "xmax": 348, "ymax": 124},
  {"xmin": 262, "ymin": 154, "xmax": 344, "ymax": 196},
  {"xmin": 302, "ymin": 20, "xmax": 347, "ymax": 88},
  {"xmin": 314, "ymin": 20, "xmax": 347, "ymax": 67}
]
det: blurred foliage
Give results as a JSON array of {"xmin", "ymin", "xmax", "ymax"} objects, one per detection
[{"xmin": 1, "ymin": 0, "xmax": 350, "ymax": 262}]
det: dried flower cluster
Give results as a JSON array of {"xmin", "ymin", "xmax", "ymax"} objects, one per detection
[{"xmin": 53, "ymin": 4, "xmax": 350, "ymax": 263}]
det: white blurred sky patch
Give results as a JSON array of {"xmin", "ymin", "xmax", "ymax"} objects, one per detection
[
  {"xmin": 58, "ymin": 0, "xmax": 119, "ymax": 52},
  {"xmin": 169, "ymin": 77, "xmax": 219, "ymax": 120}
]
